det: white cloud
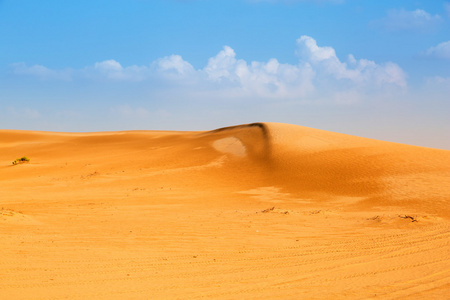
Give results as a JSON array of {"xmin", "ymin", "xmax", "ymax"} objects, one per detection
[
  {"xmin": 86, "ymin": 56, "xmax": 195, "ymax": 82},
  {"xmin": 424, "ymin": 41, "xmax": 450, "ymax": 60},
  {"xmin": 94, "ymin": 59, "xmax": 125, "ymax": 80},
  {"xmin": 297, "ymin": 36, "xmax": 336, "ymax": 62},
  {"xmin": 202, "ymin": 45, "xmax": 315, "ymax": 98},
  {"xmin": 95, "ymin": 59, "xmax": 123, "ymax": 72},
  {"xmin": 91, "ymin": 59, "xmax": 149, "ymax": 81},
  {"xmin": 296, "ymin": 36, "xmax": 407, "ymax": 88},
  {"xmin": 156, "ymin": 55, "xmax": 195, "ymax": 76},
  {"xmin": 9, "ymin": 35, "xmax": 407, "ymax": 103},
  {"xmin": 204, "ymin": 46, "xmax": 239, "ymax": 81},
  {"xmin": 10, "ymin": 62, "xmax": 72, "ymax": 81},
  {"xmin": 373, "ymin": 9, "xmax": 442, "ymax": 33}
]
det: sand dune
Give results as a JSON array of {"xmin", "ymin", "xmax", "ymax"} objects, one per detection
[{"xmin": 1, "ymin": 122, "xmax": 449, "ymax": 299}]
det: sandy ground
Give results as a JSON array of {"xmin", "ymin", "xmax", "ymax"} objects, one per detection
[{"xmin": 1, "ymin": 122, "xmax": 449, "ymax": 299}]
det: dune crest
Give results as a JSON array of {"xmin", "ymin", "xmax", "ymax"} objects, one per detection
[{"xmin": 1, "ymin": 123, "xmax": 449, "ymax": 299}]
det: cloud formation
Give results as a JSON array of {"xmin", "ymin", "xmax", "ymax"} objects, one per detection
[
  {"xmin": 424, "ymin": 41, "xmax": 450, "ymax": 60},
  {"xmin": 10, "ymin": 62, "xmax": 72, "ymax": 81},
  {"xmin": 373, "ymin": 9, "xmax": 442, "ymax": 33},
  {"xmin": 10, "ymin": 36, "xmax": 406, "ymax": 103},
  {"xmin": 90, "ymin": 59, "xmax": 149, "ymax": 81},
  {"xmin": 156, "ymin": 55, "xmax": 195, "ymax": 76},
  {"xmin": 297, "ymin": 36, "xmax": 406, "ymax": 88},
  {"xmin": 202, "ymin": 45, "xmax": 315, "ymax": 98}
]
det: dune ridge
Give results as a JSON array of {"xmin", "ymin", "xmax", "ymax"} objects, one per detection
[{"xmin": 1, "ymin": 122, "xmax": 449, "ymax": 299}]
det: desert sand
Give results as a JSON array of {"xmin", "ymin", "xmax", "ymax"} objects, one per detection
[{"xmin": 1, "ymin": 122, "xmax": 449, "ymax": 299}]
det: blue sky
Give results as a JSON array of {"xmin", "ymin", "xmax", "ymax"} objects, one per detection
[{"xmin": 1, "ymin": 0, "xmax": 449, "ymax": 149}]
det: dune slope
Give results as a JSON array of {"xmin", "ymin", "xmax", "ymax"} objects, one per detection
[{"xmin": 1, "ymin": 123, "xmax": 449, "ymax": 299}]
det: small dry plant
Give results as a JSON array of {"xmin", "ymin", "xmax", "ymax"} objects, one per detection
[{"xmin": 12, "ymin": 156, "xmax": 30, "ymax": 165}]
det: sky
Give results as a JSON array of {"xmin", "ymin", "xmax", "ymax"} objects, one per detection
[{"xmin": 1, "ymin": 0, "xmax": 449, "ymax": 149}]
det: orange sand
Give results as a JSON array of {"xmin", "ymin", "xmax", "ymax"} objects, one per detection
[{"xmin": 1, "ymin": 122, "xmax": 449, "ymax": 299}]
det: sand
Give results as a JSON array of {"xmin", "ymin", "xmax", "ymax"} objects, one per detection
[{"xmin": 1, "ymin": 122, "xmax": 449, "ymax": 299}]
